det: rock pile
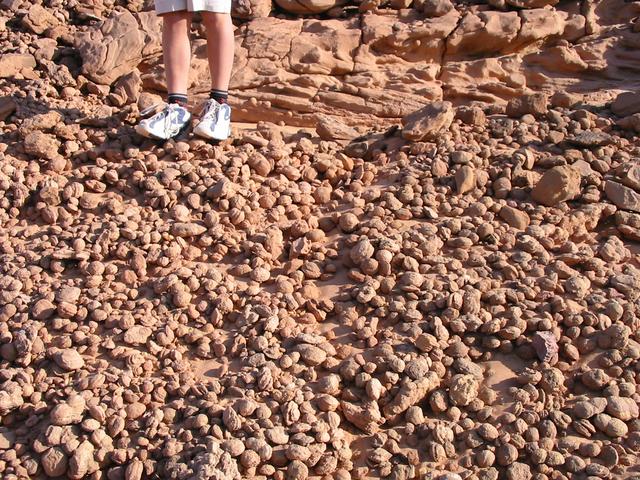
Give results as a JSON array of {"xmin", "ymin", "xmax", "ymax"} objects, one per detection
[{"xmin": 1, "ymin": 1, "xmax": 640, "ymax": 480}]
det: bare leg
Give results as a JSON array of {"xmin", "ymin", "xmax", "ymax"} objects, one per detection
[
  {"xmin": 162, "ymin": 11, "xmax": 192, "ymax": 95},
  {"xmin": 201, "ymin": 12, "xmax": 235, "ymax": 91}
]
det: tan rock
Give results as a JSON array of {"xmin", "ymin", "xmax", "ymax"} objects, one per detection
[
  {"xmin": 499, "ymin": 206, "xmax": 530, "ymax": 230},
  {"xmin": 275, "ymin": 0, "xmax": 343, "ymax": 14},
  {"xmin": 506, "ymin": 93, "xmax": 548, "ymax": 118},
  {"xmin": 41, "ymin": 447, "xmax": 68, "ymax": 477},
  {"xmin": 294, "ymin": 344, "xmax": 327, "ymax": 366},
  {"xmin": 605, "ymin": 180, "xmax": 640, "ymax": 213},
  {"xmin": 0, "ymin": 54, "xmax": 36, "ymax": 78},
  {"xmin": 24, "ymin": 131, "xmax": 60, "ymax": 159},
  {"xmin": 449, "ymin": 374, "xmax": 479, "ymax": 406},
  {"xmin": 341, "ymin": 400, "xmax": 383, "ymax": 434},
  {"xmin": 316, "ymin": 114, "xmax": 359, "ymax": 141},
  {"xmin": 69, "ymin": 440, "xmax": 95, "ymax": 479},
  {"xmin": 531, "ymin": 165, "xmax": 581, "ymax": 206},
  {"xmin": 32, "ymin": 298, "xmax": 56, "ymax": 320},
  {"xmin": 50, "ymin": 394, "xmax": 86, "ymax": 425},
  {"xmin": 172, "ymin": 222, "xmax": 207, "ymax": 237},
  {"xmin": 402, "ymin": 101, "xmax": 454, "ymax": 141},
  {"xmin": 76, "ymin": 10, "xmax": 145, "ymax": 85},
  {"xmin": 383, "ymin": 373, "xmax": 440, "ymax": 417},
  {"xmin": 125, "ymin": 459, "xmax": 144, "ymax": 480},
  {"xmin": 123, "ymin": 326, "xmax": 152, "ymax": 346},
  {"xmin": 455, "ymin": 166, "xmax": 476, "ymax": 194},
  {"xmin": 611, "ymin": 91, "xmax": 640, "ymax": 117},
  {"xmin": 606, "ymin": 396, "xmax": 639, "ymax": 421},
  {"xmin": 53, "ymin": 349, "xmax": 85, "ymax": 371},
  {"xmin": 23, "ymin": 4, "xmax": 60, "ymax": 35}
]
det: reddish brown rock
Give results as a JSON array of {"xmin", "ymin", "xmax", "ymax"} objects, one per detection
[{"xmin": 531, "ymin": 165, "xmax": 581, "ymax": 206}]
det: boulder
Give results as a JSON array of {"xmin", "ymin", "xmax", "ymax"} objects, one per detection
[
  {"xmin": 76, "ymin": 10, "xmax": 146, "ymax": 85},
  {"xmin": 402, "ymin": 101, "xmax": 454, "ymax": 141},
  {"xmin": 506, "ymin": 93, "xmax": 549, "ymax": 118},
  {"xmin": 611, "ymin": 91, "xmax": 640, "ymax": 117},
  {"xmin": 531, "ymin": 165, "xmax": 581, "ymax": 206}
]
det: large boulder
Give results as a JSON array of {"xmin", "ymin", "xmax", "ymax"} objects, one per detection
[{"xmin": 76, "ymin": 10, "xmax": 161, "ymax": 85}]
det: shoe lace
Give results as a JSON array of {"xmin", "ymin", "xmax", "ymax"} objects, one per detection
[
  {"xmin": 201, "ymin": 100, "xmax": 220, "ymax": 122},
  {"xmin": 140, "ymin": 103, "xmax": 182, "ymax": 138}
]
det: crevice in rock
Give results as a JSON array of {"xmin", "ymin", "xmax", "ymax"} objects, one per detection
[{"xmin": 436, "ymin": 10, "xmax": 465, "ymax": 81}]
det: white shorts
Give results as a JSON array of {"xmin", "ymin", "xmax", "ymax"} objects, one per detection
[{"xmin": 154, "ymin": 0, "xmax": 231, "ymax": 14}]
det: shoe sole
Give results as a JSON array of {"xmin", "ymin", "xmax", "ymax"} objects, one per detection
[
  {"xmin": 193, "ymin": 123, "xmax": 231, "ymax": 141},
  {"xmin": 193, "ymin": 104, "xmax": 232, "ymax": 141},
  {"xmin": 135, "ymin": 118, "xmax": 191, "ymax": 141}
]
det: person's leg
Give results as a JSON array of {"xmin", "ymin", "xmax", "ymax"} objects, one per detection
[
  {"xmin": 162, "ymin": 10, "xmax": 193, "ymax": 103},
  {"xmin": 136, "ymin": 7, "xmax": 193, "ymax": 140},
  {"xmin": 201, "ymin": 11, "xmax": 234, "ymax": 102}
]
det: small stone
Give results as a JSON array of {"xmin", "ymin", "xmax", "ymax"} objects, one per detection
[
  {"xmin": 499, "ymin": 206, "xmax": 530, "ymax": 230},
  {"xmin": 532, "ymin": 331, "xmax": 558, "ymax": 363},
  {"xmin": 455, "ymin": 166, "xmax": 475, "ymax": 194},
  {"xmin": 294, "ymin": 344, "xmax": 327, "ymax": 366},
  {"xmin": 506, "ymin": 93, "xmax": 548, "ymax": 118},
  {"xmin": 568, "ymin": 131, "xmax": 614, "ymax": 148},
  {"xmin": 339, "ymin": 212, "xmax": 359, "ymax": 232},
  {"xmin": 24, "ymin": 131, "xmax": 60, "ymax": 159},
  {"xmin": 32, "ymin": 299, "xmax": 56, "ymax": 319},
  {"xmin": 41, "ymin": 447, "xmax": 68, "ymax": 477},
  {"xmin": 125, "ymin": 459, "xmax": 144, "ymax": 480},
  {"xmin": 605, "ymin": 180, "xmax": 640, "ymax": 213},
  {"xmin": 69, "ymin": 440, "xmax": 94, "ymax": 479},
  {"xmin": 123, "ymin": 326, "xmax": 152, "ymax": 345},
  {"xmin": 53, "ymin": 349, "xmax": 84, "ymax": 371},
  {"xmin": 171, "ymin": 222, "xmax": 207, "ymax": 237},
  {"xmin": 606, "ymin": 396, "xmax": 639, "ymax": 421},
  {"xmin": 449, "ymin": 374, "xmax": 479, "ymax": 406},
  {"xmin": 250, "ymin": 267, "xmax": 271, "ymax": 283},
  {"xmin": 50, "ymin": 394, "xmax": 86, "ymax": 426},
  {"xmin": 506, "ymin": 462, "xmax": 532, "ymax": 480}
]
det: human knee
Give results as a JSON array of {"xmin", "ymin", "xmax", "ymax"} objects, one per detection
[
  {"xmin": 201, "ymin": 11, "xmax": 231, "ymax": 29},
  {"xmin": 162, "ymin": 10, "xmax": 191, "ymax": 26}
]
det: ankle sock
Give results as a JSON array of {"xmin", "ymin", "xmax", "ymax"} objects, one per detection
[
  {"xmin": 168, "ymin": 93, "xmax": 188, "ymax": 106},
  {"xmin": 210, "ymin": 89, "xmax": 228, "ymax": 104}
]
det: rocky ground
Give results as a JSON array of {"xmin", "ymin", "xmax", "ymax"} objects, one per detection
[{"xmin": 2, "ymin": 0, "xmax": 640, "ymax": 480}]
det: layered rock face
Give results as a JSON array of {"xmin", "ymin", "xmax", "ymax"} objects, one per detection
[{"xmin": 64, "ymin": 0, "xmax": 640, "ymax": 125}]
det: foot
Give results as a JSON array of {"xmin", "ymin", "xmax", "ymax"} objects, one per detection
[
  {"xmin": 193, "ymin": 99, "xmax": 231, "ymax": 141},
  {"xmin": 135, "ymin": 103, "xmax": 191, "ymax": 140}
]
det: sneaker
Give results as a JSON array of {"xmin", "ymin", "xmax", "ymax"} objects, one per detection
[
  {"xmin": 135, "ymin": 103, "xmax": 191, "ymax": 140},
  {"xmin": 193, "ymin": 99, "xmax": 232, "ymax": 141}
]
